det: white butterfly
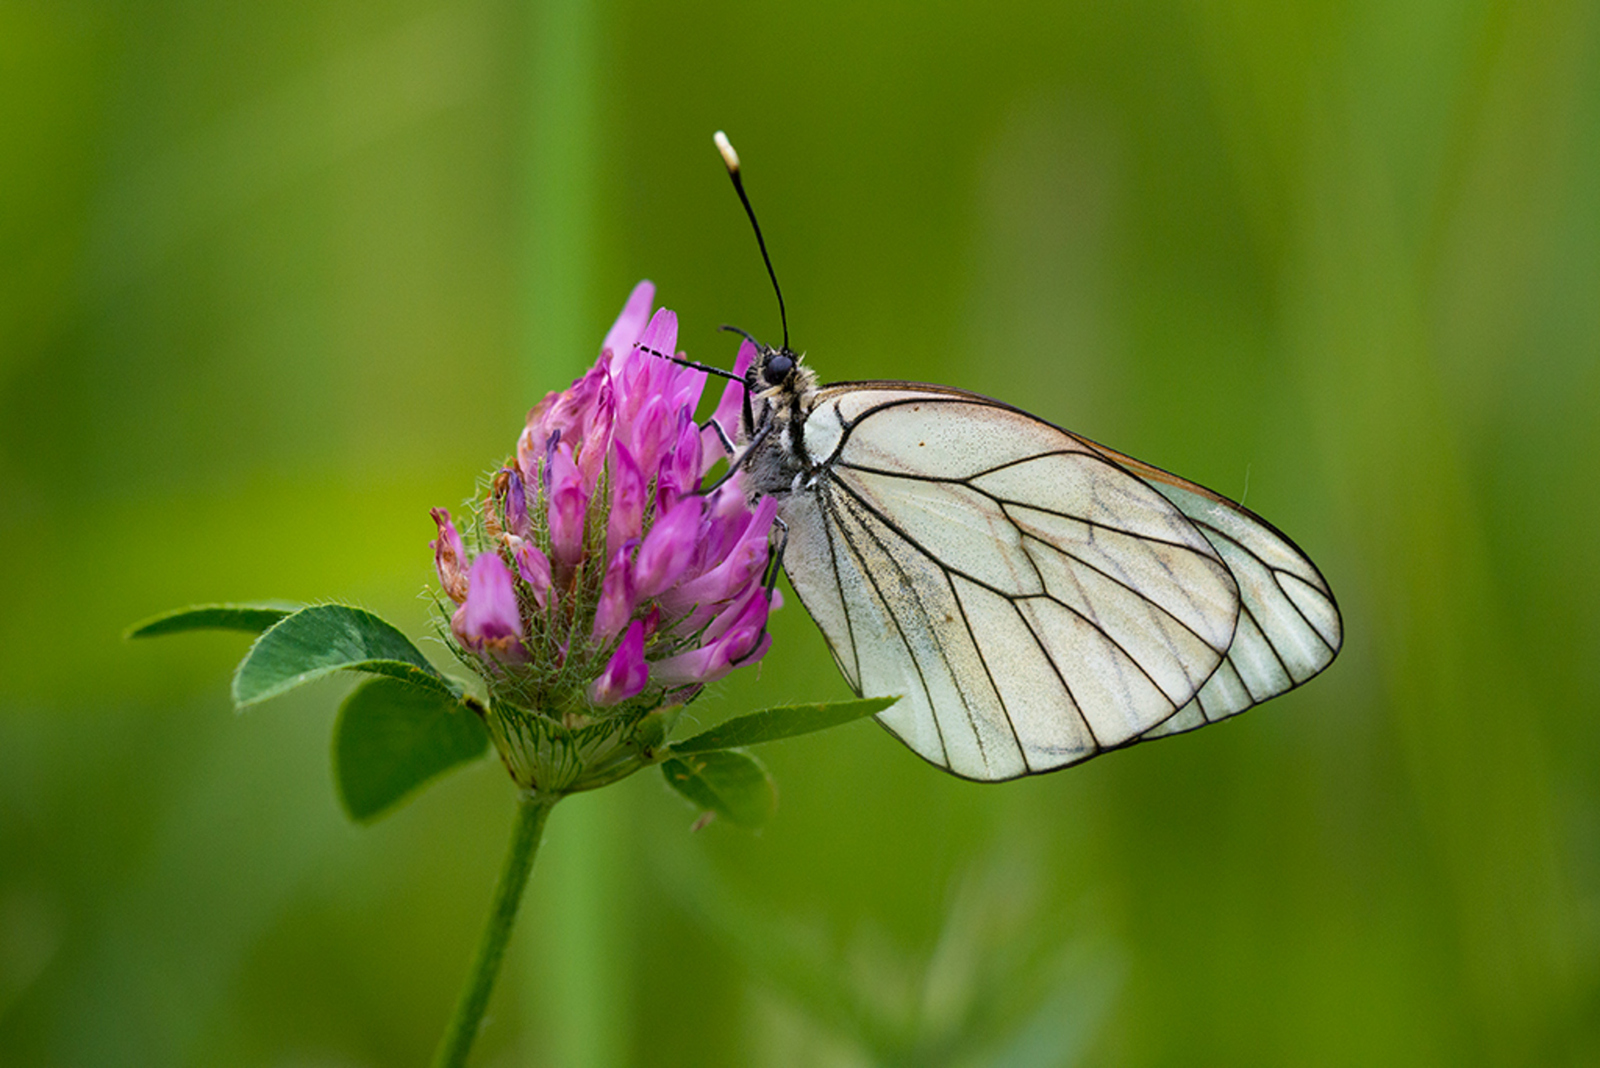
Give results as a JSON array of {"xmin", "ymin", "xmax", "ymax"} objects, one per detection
[{"xmin": 706, "ymin": 132, "xmax": 1341, "ymax": 782}]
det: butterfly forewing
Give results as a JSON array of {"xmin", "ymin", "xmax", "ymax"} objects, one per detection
[
  {"xmin": 775, "ymin": 385, "xmax": 1291, "ymax": 781},
  {"xmin": 826, "ymin": 484, "xmax": 1032, "ymax": 779}
]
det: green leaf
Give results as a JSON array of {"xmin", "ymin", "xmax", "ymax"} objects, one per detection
[
  {"xmin": 232, "ymin": 604, "xmax": 456, "ymax": 708},
  {"xmin": 126, "ymin": 601, "xmax": 301, "ymax": 639},
  {"xmin": 660, "ymin": 749, "xmax": 776, "ymax": 830},
  {"xmin": 333, "ymin": 677, "xmax": 489, "ymax": 823},
  {"xmin": 669, "ymin": 696, "xmax": 899, "ymax": 754}
]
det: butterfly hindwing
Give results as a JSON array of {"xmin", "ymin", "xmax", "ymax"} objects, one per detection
[
  {"xmin": 778, "ymin": 385, "xmax": 1270, "ymax": 781},
  {"xmin": 1072, "ymin": 441, "xmax": 1344, "ymax": 740}
]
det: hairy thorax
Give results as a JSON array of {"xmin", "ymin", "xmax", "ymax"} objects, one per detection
[{"xmin": 739, "ymin": 364, "xmax": 825, "ymax": 500}]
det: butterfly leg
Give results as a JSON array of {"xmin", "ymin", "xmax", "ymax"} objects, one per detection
[
  {"xmin": 725, "ymin": 516, "xmax": 788, "ymax": 672},
  {"xmin": 703, "ymin": 416, "xmax": 736, "ymax": 457},
  {"xmin": 697, "ymin": 421, "xmax": 773, "ymax": 496},
  {"xmin": 764, "ymin": 515, "xmax": 789, "ymax": 594}
]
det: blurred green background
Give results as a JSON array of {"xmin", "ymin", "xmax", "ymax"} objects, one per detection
[{"xmin": 3, "ymin": 0, "xmax": 1597, "ymax": 1064}]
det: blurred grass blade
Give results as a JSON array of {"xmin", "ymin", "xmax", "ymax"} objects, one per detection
[
  {"xmin": 333, "ymin": 676, "xmax": 488, "ymax": 823},
  {"xmin": 233, "ymin": 604, "xmax": 457, "ymax": 708},
  {"xmin": 661, "ymin": 750, "xmax": 776, "ymax": 829},
  {"xmin": 126, "ymin": 602, "xmax": 302, "ymax": 639},
  {"xmin": 669, "ymin": 696, "xmax": 898, "ymax": 753}
]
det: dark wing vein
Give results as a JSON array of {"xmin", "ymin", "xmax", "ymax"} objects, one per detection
[
  {"xmin": 826, "ymin": 474, "xmax": 1181, "ymax": 716},
  {"xmin": 831, "ymin": 488, "xmax": 996, "ymax": 770},
  {"xmin": 821, "ymin": 484, "xmax": 953, "ymax": 769},
  {"xmin": 1015, "ymin": 526, "xmax": 1226, "ymax": 655},
  {"xmin": 835, "ymin": 458, "xmax": 1222, "ymax": 558},
  {"xmin": 817, "ymin": 483, "xmax": 864, "ymax": 688},
  {"xmin": 1015, "ymin": 591, "xmax": 1104, "ymax": 751},
  {"xmin": 1233, "ymin": 601, "xmax": 1288, "ymax": 701},
  {"xmin": 1192, "ymin": 523, "xmax": 1339, "ymax": 657},
  {"xmin": 947, "ymin": 572, "xmax": 1030, "ymax": 773},
  {"xmin": 835, "ymin": 457, "xmax": 1236, "ymax": 661}
]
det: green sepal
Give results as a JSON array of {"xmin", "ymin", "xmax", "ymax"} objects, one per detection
[
  {"xmin": 333, "ymin": 676, "xmax": 490, "ymax": 823},
  {"xmin": 668, "ymin": 696, "xmax": 899, "ymax": 754},
  {"xmin": 660, "ymin": 749, "xmax": 776, "ymax": 830},
  {"xmin": 232, "ymin": 604, "xmax": 458, "ymax": 709},
  {"xmin": 125, "ymin": 602, "xmax": 302, "ymax": 639},
  {"xmin": 630, "ymin": 703, "xmax": 686, "ymax": 755}
]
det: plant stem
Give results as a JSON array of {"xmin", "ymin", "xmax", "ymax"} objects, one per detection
[{"xmin": 431, "ymin": 791, "xmax": 557, "ymax": 1068}]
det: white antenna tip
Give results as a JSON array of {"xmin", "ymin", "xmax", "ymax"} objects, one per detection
[{"xmin": 713, "ymin": 130, "xmax": 740, "ymax": 173}]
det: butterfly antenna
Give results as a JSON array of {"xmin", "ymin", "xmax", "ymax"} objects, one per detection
[
  {"xmin": 714, "ymin": 131, "xmax": 789, "ymax": 352},
  {"xmin": 632, "ymin": 342, "xmax": 746, "ymax": 385}
]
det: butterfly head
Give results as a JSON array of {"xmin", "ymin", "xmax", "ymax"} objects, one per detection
[
  {"xmin": 760, "ymin": 347, "xmax": 796, "ymax": 386},
  {"xmin": 721, "ymin": 324, "xmax": 814, "ymax": 401},
  {"xmin": 737, "ymin": 333, "xmax": 815, "ymax": 404}
]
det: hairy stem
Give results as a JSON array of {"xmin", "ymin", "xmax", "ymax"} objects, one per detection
[{"xmin": 431, "ymin": 791, "xmax": 557, "ymax": 1068}]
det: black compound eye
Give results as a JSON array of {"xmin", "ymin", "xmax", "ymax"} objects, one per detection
[{"xmin": 763, "ymin": 352, "xmax": 794, "ymax": 386}]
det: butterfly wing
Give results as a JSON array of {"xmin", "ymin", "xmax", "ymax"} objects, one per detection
[
  {"xmin": 1070, "ymin": 440, "xmax": 1343, "ymax": 740},
  {"xmin": 777, "ymin": 384, "xmax": 1315, "ymax": 781}
]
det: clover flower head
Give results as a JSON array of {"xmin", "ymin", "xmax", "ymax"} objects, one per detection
[{"xmin": 430, "ymin": 282, "xmax": 779, "ymax": 786}]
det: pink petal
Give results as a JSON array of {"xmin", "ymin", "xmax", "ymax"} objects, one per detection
[
  {"xmin": 430, "ymin": 508, "xmax": 470, "ymax": 604},
  {"xmin": 546, "ymin": 443, "xmax": 589, "ymax": 568},
  {"xmin": 453, "ymin": 552, "xmax": 525, "ymax": 657},
  {"xmin": 576, "ymin": 376, "xmax": 615, "ymax": 490},
  {"xmin": 706, "ymin": 338, "xmax": 759, "ymax": 453},
  {"xmin": 656, "ymin": 411, "xmax": 703, "ymax": 512},
  {"xmin": 515, "ymin": 423, "xmax": 543, "ymax": 493},
  {"xmin": 600, "ymin": 281, "xmax": 656, "ymax": 360},
  {"xmin": 606, "ymin": 442, "xmax": 646, "ymax": 558},
  {"xmin": 703, "ymin": 583, "xmax": 771, "ymax": 646},
  {"xmin": 640, "ymin": 603, "xmax": 662, "ymax": 639},
  {"xmin": 588, "ymin": 620, "xmax": 649, "ymax": 707},
  {"xmin": 533, "ymin": 363, "xmax": 605, "ymax": 452},
  {"xmin": 650, "ymin": 613, "xmax": 771, "ymax": 686},
  {"xmin": 591, "ymin": 542, "xmax": 638, "ymax": 645},
  {"xmin": 657, "ymin": 535, "xmax": 765, "ymax": 624},
  {"xmin": 634, "ymin": 307, "xmax": 680, "ymax": 366},
  {"xmin": 652, "ymin": 585, "xmax": 774, "ymax": 686},
  {"xmin": 731, "ymin": 337, "xmax": 758, "ymax": 379},
  {"xmin": 619, "ymin": 394, "xmax": 671, "ymax": 479},
  {"xmin": 633, "ymin": 497, "xmax": 704, "ymax": 600},
  {"xmin": 513, "ymin": 538, "xmax": 552, "ymax": 609},
  {"xmin": 664, "ymin": 364, "xmax": 708, "ymax": 423},
  {"xmin": 647, "ymin": 643, "xmax": 726, "ymax": 687},
  {"xmin": 503, "ymin": 468, "xmax": 532, "ymax": 540},
  {"xmin": 699, "ymin": 482, "xmax": 769, "ymax": 570}
]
